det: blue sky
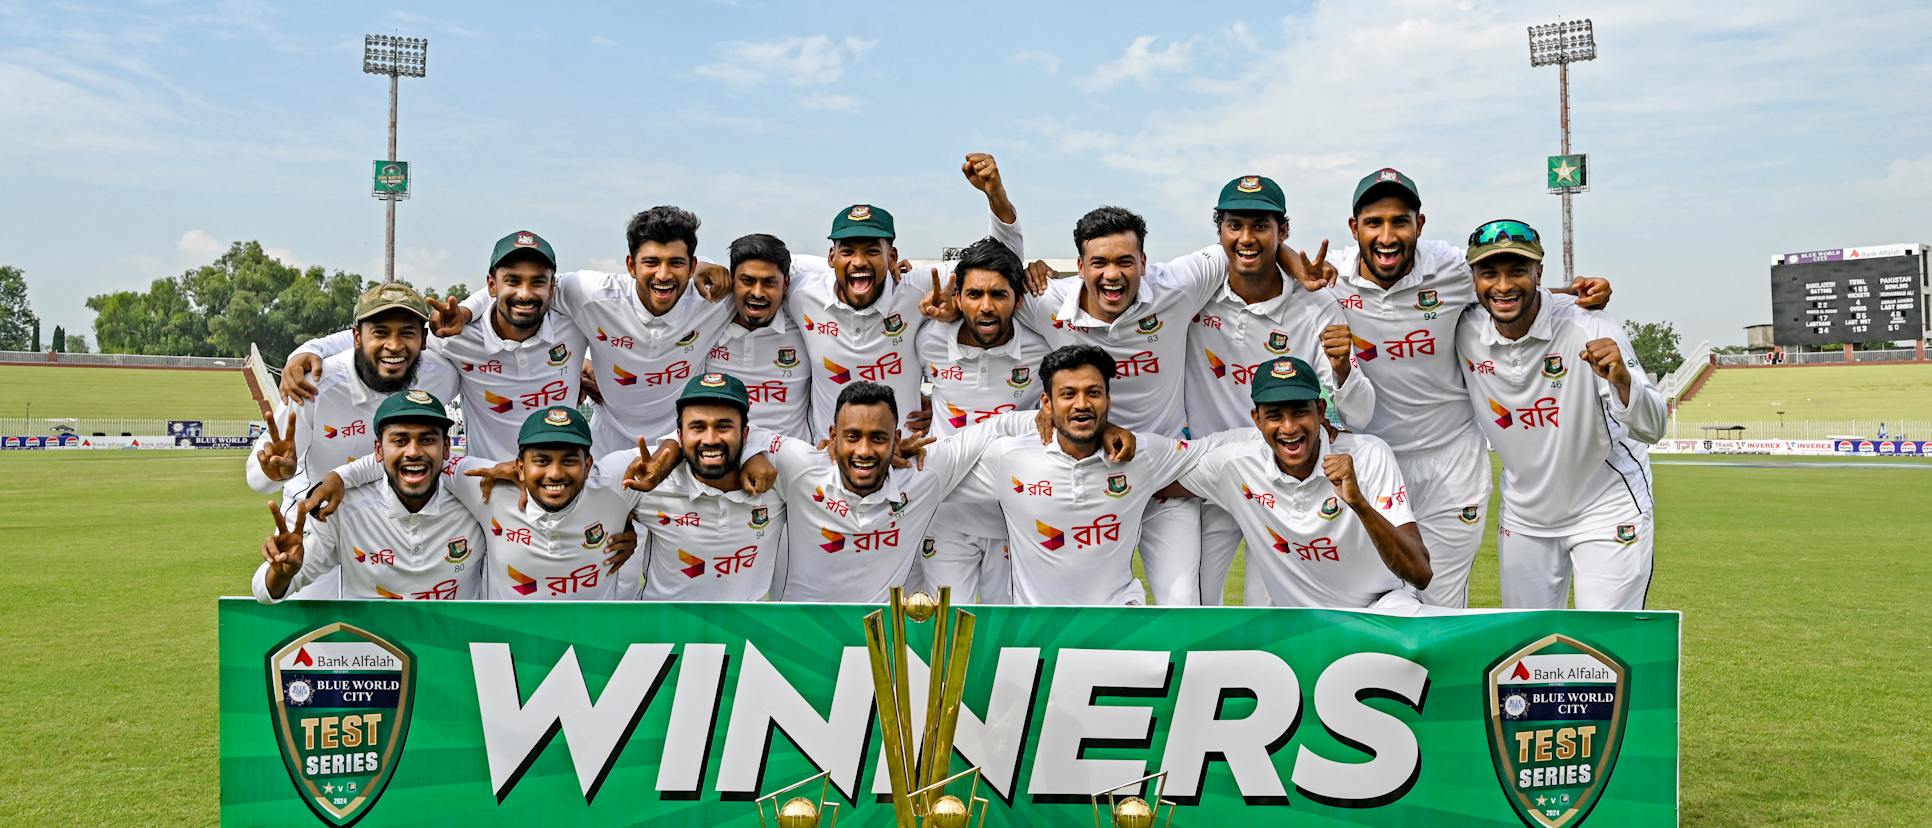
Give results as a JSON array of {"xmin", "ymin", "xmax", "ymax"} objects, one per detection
[{"xmin": 4, "ymin": 0, "xmax": 1930, "ymax": 349}]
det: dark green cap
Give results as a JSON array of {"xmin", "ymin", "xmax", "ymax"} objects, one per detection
[
  {"xmin": 373, "ymin": 388, "xmax": 453, "ymax": 431},
  {"xmin": 1250, "ymin": 357, "xmax": 1323, "ymax": 405},
  {"xmin": 1351, "ymin": 167, "xmax": 1422, "ymax": 213},
  {"xmin": 490, "ymin": 229, "xmax": 557, "ymax": 271},
  {"xmin": 1216, "ymin": 174, "xmax": 1286, "ymax": 213},
  {"xmin": 354, "ymin": 282, "xmax": 431, "ymax": 323},
  {"xmin": 518, "ymin": 406, "xmax": 593, "ymax": 448},
  {"xmin": 677, "ymin": 370, "xmax": 750, "ymax": 415},
  {"xmin": 828, "ymin": 204, "xmax": 896, "ymax": 241}
]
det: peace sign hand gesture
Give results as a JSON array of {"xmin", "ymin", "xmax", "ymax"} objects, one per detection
[
  {"xmin": 427, "ymin": 294, "xmax": 472, "ymax": 338},
  {"xmin": 257, "ymin": 410, "xmax": 298, "ymax": 482},
  {"xmin": 920, "ymin": 267, "xmax": 961, "ymax": 322},
  {"xmin": 261, "ymin": 502, "xmax": 308, "ymax": 599},
  {"xmin": 1279, "ymin": 240, "xmax": 1336, "ymax": 291}
]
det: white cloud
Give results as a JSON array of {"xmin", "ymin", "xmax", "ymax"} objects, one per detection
[
  {"xmin": 797, "ymin": 93, "xmax": 861, "ymax": 113},
  {"xmin": 394, "ymin": 247, "xmax": 453, "ymax": 289},
  {"xmin": 264, "ymin": 247, "xmax": 306, "ymax": 270},
  {"xmin": 694, "ymin": 35, "xmax": 875, "ymax": 87},
  {"xmin": 590, "ymin": 35, "xmax": 619, "ymax": 48},
  {"xmin": 1009, "ymin": 50, "xmax": 1061, "ymax": 75},
  {"xmin": 1077, "ymin": 35, "xmax": 1194, "ymax": 91},
  {"xmin": 1224, "ymin": 21, "xmax": 1259, "ymax": 51},
  {"xmin": 176, "ymin": 229, "xmax": 225, "ymax": 260}
]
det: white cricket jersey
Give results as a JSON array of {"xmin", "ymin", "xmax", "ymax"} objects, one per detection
[
  {"xmin": 786, "ymin": 212, "xmax": 1024, "ymax": 437},
  {"xmin": 252, "ymin": 478, "xmax": 484, "ymax": 602},
  {"xmin": 918, "ymin": 318, "xmax": 1050, "ymax": 539},
  {"xmin": 952, "ymin": 433, "xmax": 1202, "ymax": 606},
  {"xmin": 632, "ymin": 463, "xmax": 787, "ymax": 601},
  {"xmin": 762, "ymin": 412, "xmax": 1032, "ymax": 603},
  {"xmin": 1455, "ymin": 290, "xmax": 1666, "ymax": 536},
  {"xmin": 541, "ymin": 271, "xmax": 737, "ymax": 453},
  {"xmin": 339, "ymin": 452, "xmax": 647, "ymax": 599},
  {"xmin": 1325, "ymin": 239, "xmax": 1479, "ymax": 454},
  {"xmin": 245, "ymin": 350, "xmax": 460, "ymax": 495},
  {"xmin": 1178, "ymin": 429, "xmax": 1415, "ymax": 608},
  {"xmin": 706, "ymin": 314, "xmax": 814, "ymax": 440},
  {"xmin": 1178, "ymin": 251, "xmax": 1376, "ymax": 434},
  {"xmin": 1014, "ymin": 253, "xmax": 1222, "ymax": 438}
]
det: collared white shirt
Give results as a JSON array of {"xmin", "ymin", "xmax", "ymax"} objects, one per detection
[
  {"xmin": 1179, "ymin": 429, "xmax": 1414, "ymax": 608},
  {"xmin": 631, "ymin": 463, "xmax": 787, "ymax": 601},
  {"xmin": 1324, "ymin": 239, "xmax": 1479, "ymax": 454},
  {"xmin": 952, "ymin": 432, "xmax": 1203, "ymax": 606},
  {"xmin": 1014, "ymin": 252, "xmax": 1222, "ymax": 438},
  {"xmin": 918, "ymin": 318, "xmax": 1050, "ymax": 538},
  {"xmin": 434, "ymin": 310, "xmax": 588, "ymax": 461},
  {"xmin": 1177, "ymin": 253, "xmax": 1376, "ymax": 435},
  {"xmin": 252, "ymin": 479, "xmax": 483, "ymax": 602},
  {"xmin": 707, "ymin": 313, "xmax": 813, "ymax": 440},
  {"xmin": 1455, "ymin": 290, "xmax": 1666, "ymax": 536},
  {"xmin": 760, "ymin": 412, "xmax": 1033, "ymax": 603},
  {"xmin": 246, "ymin": 349, "xmax": 460, "ymax": 494}
]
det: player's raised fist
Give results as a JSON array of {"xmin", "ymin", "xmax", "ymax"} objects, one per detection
[
  {"xmin": 426, "ymin": 294, "xmax": 472, "ymax": 338},
  {"xmin": 257, "ymin": 410, "xmax": 298, "ymax": 482},
  {"xmin": 1024, "ymin": 260, "xmax": 1054, "ymax": 297},
  {"xmin": 1280, "ymin": 240, "xmax": 1336, "ymax": 291},
  {"xmin": 280, "ymin": 353, "xmax": 323, "ymax": 404},
  {"xmin": 1322, "ymin": 452, "xmax": 1364, "ymax": 507},
  {"xmin": 962, "ymin": 153, "xmax": 1003, "ymax": 194},
  {"xmin": 1320, "ymin": 323, "xmax": 1355, "ymax": 383},
  {"xmin": 1581, "ymin": 338, "xmax": 1631, "ymax": 386},
  {"xmin": 920, "ymin": 267, "xmax": 961, "ymax": 322}
]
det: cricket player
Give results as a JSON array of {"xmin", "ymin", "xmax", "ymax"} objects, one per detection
[
  {"xmin": 1005, "ymin": 206, "xmax": 1229, "ymax": 605},
  {"xmin": 253, "ymin": 390, "xmax": 484, "ymax": 602},
  {"xmin": 1170, "ymin": 357, "xmax": 1432, "ymax": 609},
  {"xmin": 312, "ymin": 406, "xmax": 652, "ymax": 600},
  {"xmin": 787, "ymin": 153, "xmax": 1022, "ymax": 436},
  {"xmin": 757, "ymin": 380, "xmax": 1134, "ymax": 603},
  {"xmin": 282, "ymin": 230, "xmax": 584, "ymax": 462},
  {"xmin": 950, "ymin": 345, "xmax": 1206, "ymax": 606},
  {"xmin": 913, "ymin": 236, "xmax": 1050, "ymax": 602},
  {"xmin": 1182, "ymin": 175, "xmax": 1375, "ymax": 606},
  {"xmin": 623, "ymin": 372, "xmax": 788, "ymax": 601},
  {"xmin": 705, "ymin": 234, "xmax": 814, "ymax": 440},
  {"xmin": 1454, "ymin": 220, "xmax": 1664, "ymax": 610}
]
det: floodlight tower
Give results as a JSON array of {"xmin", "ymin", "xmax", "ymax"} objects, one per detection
[
  {"xmin": 1528, "ymin": 19, "xmax": 1595, "ymax": 281},
  {"xmin": 363, "ymin": 34, "xmax": 428, "ymax": 282}
]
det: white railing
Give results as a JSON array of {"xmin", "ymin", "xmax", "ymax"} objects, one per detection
[
  {"xmin": 1669, "ymin": 418, "xmax": 1932, "ymax": 441},
  {"xmin": 1661, "ymin": 340, "xmax": 1713, "ymax": 402},
  {"xmin": 0, "ymin": 350, "xmax": 246, "ymax": 369},
  {"xmin": 0, "ymin": 417, "xmax": 262, "ymax": 437}
]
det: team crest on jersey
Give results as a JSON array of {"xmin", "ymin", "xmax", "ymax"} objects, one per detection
[
  {"xmin": 543, "ymin": 409, "xmax": 573, "ymax": 426},
  {"xmin": 1136, "ymin": 314, "xmax": 1162, "ymax": 335},
  {"xmin": 1460, "ymin": 506, "xmax": 1481, "ymax": 525},
  {"xmin": 1105, "ymin": 473, "xmax": 1131, "ymax": 498},
  {"xmin": 1485, "ymin": 634, "xmax": 1631, "ymax": 828},
  {"xmin": 404, "ymin": 389, "xmax": 433, "ymax": 404},
  {"xmin": 581, "ymin": 522, "xmax": 606, "ymax": 549},
  {"xmin": 1541, "ymin": 354, "xmax": 1569, "ymax": 380},
  {"xmin": 1266, "ymin": 330, "xmax": 1290, "ymax": 354},
  {"xmin": 267, "ymin": 623, "xmax": 414, "ymax": 827},
  {"xmin": 775, "ymin": 347, "xmax": 800, "ymax": 368},
  {"xmin": 1615, "ymin": 524, "xmax": 1638, "ymax": 544},
  {"xmin": 699, "ymin": 372, "xmax": 727, "ymax": 387},
  {"xmin": 444, "ymin": 537, "xmax": 472, "ymax": 564},
  {"xmin": 1319, "ymin": 496, "xmax": 1342, "ymax": 519},
  {"xmin": 1007, "ymin": 366, "xmax": 1031, "ymax": 388},
  {"xmin": 675, "ymin": 329, "xmax": 700, "ymax": 347},
  {"xmin": 1271, "ymin": 360, "xmax": 1299, "ymax": 379},
  {"xmin": 749, "ymin": 506, "xmax": 771, "ymax": 531},
  {"xmin": 883, "ymin": 313, "xmax": 907, "ymax": 336},
  {"xmin": 847, "ymin": 205, "xmax": 873, "ymax": 221},
  {"xmin": 1236, "ymin": 175, "xmax": 1264, "ymax": 193},
  {"xmin": 920, "ymin": 537, "xmax": 936, "ymax": 558},
  {"xmin": 1415, "ymin": 289, "xmax": 1441, "ymax": 311},
  {"xmin": 888, "ymin": 492, "xmax": 910, "ymax": 515},
  {"xmin": 546, "ymin": 343, "xmax": 571, "ymax": 366}
]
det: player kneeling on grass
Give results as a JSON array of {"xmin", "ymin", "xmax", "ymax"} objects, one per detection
[
  {"xmin": 254, "ymin": 390, "xmax": 483, "ymax": 602},
  {"xmin": 305, "ymin": 406, "xmax": 762, "ymax": 600},
  {"xmin": 1453, "ymin": 220, "xmax": 1665, "ymax": 610},
  {"xmin": 1163, "ymin": 357, "xmax": 1432, "ymax": 609}
]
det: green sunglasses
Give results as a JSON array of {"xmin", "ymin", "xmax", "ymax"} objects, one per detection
[{"xmin": 1468, "ymin": 219, "xmax": 1540, "ymax": 246}]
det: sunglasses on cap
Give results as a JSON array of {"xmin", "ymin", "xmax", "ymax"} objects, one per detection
[{"xmin": 1468, "ymin": 219, "xmax": 1540, "ymax": 247}]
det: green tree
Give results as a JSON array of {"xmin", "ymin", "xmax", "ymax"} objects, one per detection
[
  {"xmin": 32, "ymin": 318, "xmax": 41, "ymax": 351},
  {"xmin": 66, "ymin": 334, "xmax": 90, "ymax": 354},
  {"xmin": 52, "ymin": 324, "xmax": 65, "ymax": 352},
  {"xmin": 0, "ymin": 265, "xmax": 36, "ymax": 351},
  {"xmin": 1623, "ymin": 320, "xmax": 1684, "ymax": 378}
]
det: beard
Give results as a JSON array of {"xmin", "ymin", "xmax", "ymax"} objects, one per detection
[{"xmin": 354, "ymin": 349, "xmax": 420, "ymax": 394}]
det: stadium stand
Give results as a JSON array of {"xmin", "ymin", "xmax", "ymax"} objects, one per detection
[{"xmin": 1669, "ymin": 361, "xmax": 1932, "ymax": 439}]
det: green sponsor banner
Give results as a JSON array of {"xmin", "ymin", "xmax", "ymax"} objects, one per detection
[
  {"xmin": 372, "ymin": 160, "xmax": 410, "ymax": 195},
  {"xmin": 219, "ymin": 599, "xmax": 1678, "ymax": 826},
  {"xmin": 1547, "ymin": 154, "xmax": 1587, "ymax": 191}
]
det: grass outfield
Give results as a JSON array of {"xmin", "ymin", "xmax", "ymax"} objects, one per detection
[
  {"xmin": 0, "ymin": 364, "xmax": 261, "ymax": 421},
  {"xmin": 1, "ymin": 452, "xmax": 1928, "ymax": 824}
]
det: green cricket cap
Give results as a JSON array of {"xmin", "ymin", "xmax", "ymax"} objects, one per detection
[
  {"xmin": 1216, "ymin": 174, "xmax": 1286, "ymax": 214},
  {"xmin": 676, "ymin": 370, "xmax": 751, "ymax": 415},
  {"xmin": 518, "ymin": 406, "xmax": 593, "ymax": 448},
  {"xmin": 490, "ymin": 229, "xmax": 557, "ymax": 272},
  {"xmin": 1250, "ymin": 357, "xmax": 1323, "ymax": 404},
  {"xmin": 354, "ymin": 282, "xmax": 431, "ymax": 323},
  {"xmin": 1465, "ymin": 218, "xmax": 1546, "ymax": 266},
  {"xmin": 1351, "ymin": 167, "xmax": 1422, "ymax": 213},
  {"xmin": 828, "ymin": 204, "xmax": 896, "ymax": 241},
  {"xmin": 373, "ymin": 388, "xmax": 454, "ymax": 431}
]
